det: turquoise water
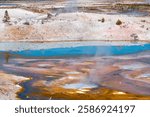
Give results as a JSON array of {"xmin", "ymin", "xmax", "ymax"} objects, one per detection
[{"xmin": 3, "ymin": 43, "xmax": 150, "ymax": 57}]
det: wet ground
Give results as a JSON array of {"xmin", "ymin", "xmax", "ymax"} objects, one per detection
[{"xmin": 0, "ymin": 43, "xmax": 150, "ymax": 100}]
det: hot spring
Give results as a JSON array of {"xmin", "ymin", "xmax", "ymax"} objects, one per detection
[{"xmin": 0, "ymin": 41, "xmax": 150, "ymax": 100}]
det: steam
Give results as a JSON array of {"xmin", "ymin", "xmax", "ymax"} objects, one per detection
[
  {"xmin": 80, "ymin": 46, "xmax": 112, "ymax": 86},
  {"xmin": 52, "ymin": 0, "xmax": 78, "ymax": 16},
  {"xmin": 65, "ymin": 0, "xmax": 78, "ymax": 12},
  {"xmin": 88, "ymin": 47, "xmax": 112, "ymax": 81},
  {"xmin": 145, "ymin": 0, "xmax": 150, "ymax": 3}
]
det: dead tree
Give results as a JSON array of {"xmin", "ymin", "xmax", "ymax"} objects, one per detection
[
  {"xmin": 4, "ymin": 52, "xmax": 10, "ymax": 64},
  {"xmin": 3, "ymin": 10, "xmax": 10, "ymax": 23}
]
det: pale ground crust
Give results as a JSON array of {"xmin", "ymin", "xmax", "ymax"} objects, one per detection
[
  {"xmin": 0, "ymin": 0, "xmax": 150, "ymax": 42},
  {"xmin": 0, "ymin": 71, "xmax": 30, "ymax": 100}
]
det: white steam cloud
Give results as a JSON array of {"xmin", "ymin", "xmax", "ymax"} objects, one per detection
[
  {"xmin": 65, "ymin": 0, "xmax": 78, "ymax": 12},
  {"xmin": 145, "ymin": 0, "xmax": 150, "ymax": 3}
]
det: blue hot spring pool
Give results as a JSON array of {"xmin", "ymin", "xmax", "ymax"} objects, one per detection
[{"xmin": 1, "ymin": 43, "xmax": 149, "ymax": 57}]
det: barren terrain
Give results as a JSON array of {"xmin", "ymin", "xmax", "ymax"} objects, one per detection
[{"xmin": 0, "ymin": 0, "xmax": 149, "ymax": 42}]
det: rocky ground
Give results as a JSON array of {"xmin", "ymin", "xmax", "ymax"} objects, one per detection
[
  {"xmin": 0, "ymin": 0, "xmax": 149, "ymax": 42},
  {"xmin": 0, "ymin": 71, "xmax": 30, "ymax": 99}
]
